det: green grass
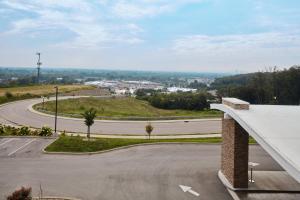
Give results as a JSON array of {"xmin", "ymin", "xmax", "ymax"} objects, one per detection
[
  {"xmin": 45, "ymin": 136, "xmax": 222, "ymax": 152},
  {"xmin": 45, "ymin": 136, "xmax": 257, "ymax": 153},
  {"xmin": 0, "ymin": 84, "xmax": 95, "ymax": 105},
  {"xmin": 34, "ymin": 97, "xmax": 221, "ymax": 120},
  {"xmin": 0, "ymin": 84, "xmax": 94, "ymax": 97}
]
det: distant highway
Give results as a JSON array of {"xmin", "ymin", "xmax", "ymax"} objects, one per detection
[{"xmin": 0, "ymin": 97, "xmax": 221, "ymax": 135}]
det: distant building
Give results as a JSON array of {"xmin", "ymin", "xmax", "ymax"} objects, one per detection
[
  {"xmin": 85, "ymin": 80, "xmax": 163, "ymax": 95},
  {"xmin": 208, "ymin": 90, "xmax": 217, "ymax": 96},
  {"xmin": 167, "ymin": 87, "xmax": 197, "ymax": 93}
]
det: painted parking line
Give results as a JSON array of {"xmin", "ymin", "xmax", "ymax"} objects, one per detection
[
  {"xmin": 0, "ymin": 138, "xmax": 15, "ymax": 147},
  {"xmin": 8, "ymin": 139, "xmax": 37, "ymax": 156}
]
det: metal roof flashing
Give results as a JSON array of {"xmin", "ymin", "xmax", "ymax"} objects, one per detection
[{"xmin": 211, "ymin": 102, "xmax": 300, "ymax": 183}]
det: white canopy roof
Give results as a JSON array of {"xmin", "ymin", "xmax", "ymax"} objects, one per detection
[{"xmin": 211, "ymin": 103, "xmax": 300, "ymax": 183}]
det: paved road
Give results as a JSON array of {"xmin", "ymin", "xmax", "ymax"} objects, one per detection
[
  {"xmin": 0, "ymin": 138, "xmax": 282, "ymax": 200},
  {"xmin": 0, "ymin": 98, "xmax": 221, "ymax": 135}
]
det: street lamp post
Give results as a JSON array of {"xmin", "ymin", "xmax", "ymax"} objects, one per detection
[
  {"xmin": 249, "ymin": 162, "xmax": 260, "ymax": 183},
  {"xmin": 41, "ymin": 96, "xmax": 45, "ymax": 110},
  {"xmin": 54, "ymin": 86, "xmax": 58, "ymax": 135}
]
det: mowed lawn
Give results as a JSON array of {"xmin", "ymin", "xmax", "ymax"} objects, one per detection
[
  {"xmin": 45, "ymin": 136, "xmax": 256, "ymax": 153},
  {"xmin": 45, "ymin": 136, "xmax": 223, "ymax": 153},
  {"xmin": 0, "ymin": 84, "xmax": 94, "ymax": 97},
  {"xmin": 35, "ymin": 97, "xmax": 221, "ymax": 119}
]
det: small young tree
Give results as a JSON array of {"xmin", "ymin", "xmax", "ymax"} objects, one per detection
[
  {"xmin": 82, "ymin": 108, "xmax": 97, "ymax": 140},
  {"xmin": 145, "ymin": 123, "xmax": 154, "ymax": 139}
]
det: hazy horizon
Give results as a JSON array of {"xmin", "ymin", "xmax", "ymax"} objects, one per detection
[
  {"xmin": 0, "ymin": 1, "xmax": 299, "ymax": 72},
  {"xmin": 0, "ymin": 65, "xmax": 234, "ymax": 75}
]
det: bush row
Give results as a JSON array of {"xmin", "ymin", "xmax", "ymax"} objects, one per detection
[
  {"xmin": 0, "ymin": 91, "xmax": 51, "ymax": 105},
  {"xmin": 139, "ymin": 92, "xmax": 210, "ymax": 111},
  {"xmin": 0, "ymin": 125, "xmax": 53, "ymax": 137}
]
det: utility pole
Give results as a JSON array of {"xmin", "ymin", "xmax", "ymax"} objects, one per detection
[
  {"xmin": 54, "ymin": 86, "xmax": 58, "ymax": 135},
  {"xmin": 36, "ymin": 52, "xmax": 42, "ymax": 84}
]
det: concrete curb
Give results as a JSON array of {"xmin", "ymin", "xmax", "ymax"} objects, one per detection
[
  {"xmin": 0, "ymin": 136, "xmax": 57, "ymax": 139},
  {"xmin": 64, "ymin": 132, "xmax": 221, "ymax": 139},
  {"xmin": 33, "ymin": 196, "xmax": 81, "ymax": 200},
  {"xmin": 43, "ymin": 141, "xmax": 220, "ymax": 155},
  {"xmin": 218, "ymin": 170, "xmax": 300, "ymax": 193}
]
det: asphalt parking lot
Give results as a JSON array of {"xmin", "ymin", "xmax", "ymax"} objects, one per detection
[
  {"xmin": 0, "ymin": 140, "xmax": 284, "ymax": 200},
  {"xmin": 0, "ymin": 137, "xmax": 55, "ymax": 158}
]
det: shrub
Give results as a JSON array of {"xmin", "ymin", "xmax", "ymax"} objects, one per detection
[
  {"xmin": 19, "ymin": 127, "xmax": 31, "ymax": 136},
  {"xmin": 6, "ymin": 126, "xmax": 19, "ymax": 136},
  {"xmin": 5, "ymin": 92, "xmax": 13, "ymax": 99},
  {"xmin": 39, "ymin": 126, "xmax": 53, "ymax": 136},
  {"xmin": 60, "ymin": 130, "xmax": 66, "ymax": 137},
  {"xmin": 7, "ymin": 186, "xmax": 32, "ymax": 200},
  {"xmin": 31, "ymin": 130, "xmax": 40, "ymax": 136},
  {"xmin": 147, "ymin": 92, "xmax": 209, "ymax": 111},
  {"xmin": 145, "ymin": 123, "xmax": 154, "ymax": 139},
  {"xmin": 0, "ymin": 125, "xmax": 5, "ymax": 135}
]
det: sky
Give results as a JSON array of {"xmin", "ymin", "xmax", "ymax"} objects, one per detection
[{"xmin": 0, "ymin": 0, "xmax": 300, "ymax": 73}]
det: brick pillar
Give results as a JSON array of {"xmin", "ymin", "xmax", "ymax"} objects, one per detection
[{"xmin": 221, "ymin": 113, "xmax": 249, "ymax": 188}]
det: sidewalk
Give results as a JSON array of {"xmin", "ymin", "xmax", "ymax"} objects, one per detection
[{"xmin": 226, "ymin": 171, "xmax": 300, "ymax": 200}]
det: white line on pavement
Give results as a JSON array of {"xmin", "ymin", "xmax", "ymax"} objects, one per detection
[
  {"xmin": 8, "ymin": 139, "xmax": 36, "ymax": 156},
  {"xmin": 0, "ymin": 138, "xmax": 15, "ymax": 147}
]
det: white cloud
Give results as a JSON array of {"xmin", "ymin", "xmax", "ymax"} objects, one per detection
[
  {"xmin": 172, "ymin": 32, "xmax": 300, "ymax": 55},
  {"xmin": 1, "ymin": 0, "xmax": 144, "ymax": 48},
  {"xmin": 0, "ymin": 0, "xmax": 205, "ymax": 48},
  {"xmin": 157, "ymin": 31, "xmax": 299, "ymax": 71},
  {"xmin": 112, "ymin": 0, "xmax": 203, "ymax": 18},
  {"xmin": 112, "ymin": 2, "xmax": 171, "ymax": 18}
]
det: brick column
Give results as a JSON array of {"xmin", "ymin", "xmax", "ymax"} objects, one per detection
[{"xmin": 221, "ymin": 113, "xmax": 249, "ymax": 188}]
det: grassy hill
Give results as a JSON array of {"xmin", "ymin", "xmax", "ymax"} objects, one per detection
[
  {"xmin": 0, "ymin": 84, "xmax": 94, "ymax": 97},
  {"xmin": 34, "ymin": 97, "xmax": 221, "ymax": 120},
  {"xmin": 0, "ymin": 84, "xmax": 95, "ymax": 105}
]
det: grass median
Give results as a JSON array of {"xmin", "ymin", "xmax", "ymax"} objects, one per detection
[
  {"xmin": 45, "ymin": 136, "xmax": 222, "ymax": 153},
  {"xmin": 35, "ymin": 97, "xmax": 221, "ymax": 120},
  {"xmin": 45, "ymin": 136, "xmax": 256, "ymax": 153}
]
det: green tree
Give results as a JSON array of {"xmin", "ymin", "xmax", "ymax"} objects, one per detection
[
  {"xmin": 213, "ymin": 66, "xmax": 300, "ymax": 105},
  {"xmin": 82, "ymin": 108, "xmax": 97, "ymax": 140},
  {"xmin": 145, "ymin": 123, "xmax": 154, "ymax": 139}
]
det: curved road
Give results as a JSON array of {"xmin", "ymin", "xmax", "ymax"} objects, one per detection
[{"xmin": 0, "ymin": 97, "xmax": 221, "ymax": 135}]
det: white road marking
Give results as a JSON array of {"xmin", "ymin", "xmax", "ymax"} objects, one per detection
[
  {"xmin": 179, "ymin": 185, "xmax": 200, "ymax": 197},
  {"xmin": 8, "ymin": 139, "xmax": 36, "ymax": 156},
  {"xmin": 0, "ymin": 138, "xmax": 15, "ymax": 147}
]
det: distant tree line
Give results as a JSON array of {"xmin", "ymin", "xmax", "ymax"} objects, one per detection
[
  {"xmin": 136, "ymin": 89, "xmax": 209, "ymax": 111},
  {"xmin": 211, "ymin": 66, "xmax": 300, "ymax": 105},
  {"xmin": 0, "ymin": 67, "xmax": 220, "ymax": 88},
  {"xmin": 187, "ymin": 80, "xmax": 207, "ymax": 89}
]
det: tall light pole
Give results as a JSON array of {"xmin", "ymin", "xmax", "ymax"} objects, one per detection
[
  {"xmin": 36, "ymin": 52, "xmax": 42, "ymax": 84},
  {"xmin": 54, "ymin": 86, "xmax": 58, "ymax": 135}
]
